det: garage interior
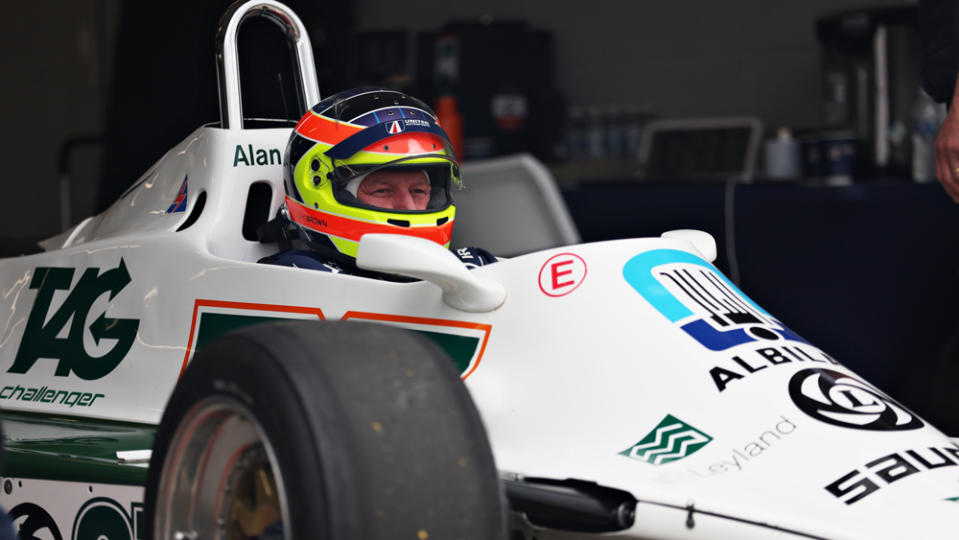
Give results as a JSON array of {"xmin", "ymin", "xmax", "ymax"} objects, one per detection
[{"xmin": 2, "ymin": 0, "xmax": 957, "ymax": 433}]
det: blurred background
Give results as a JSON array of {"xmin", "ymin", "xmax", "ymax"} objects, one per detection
[{"xmin": 3, "ymin": 0, "xmax": 959, "ymax": 431}]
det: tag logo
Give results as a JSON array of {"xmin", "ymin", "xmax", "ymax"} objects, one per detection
[
  {"xmin": 388, "ymin": 121, "xmax": 404, "ymax": 134},
  {"xmin": 789, "ymin": 368, "xmax": 923, "ymax": 431},
  {"xmin": 620, "ymin": 414, "xmax": 712, "ymax": 466},
  {"xmin": 623, "ymin": 249, "xmax": 806, "ymax": 351},
  {"xmin": 9, "ymin": 259, "xmax": 140, "ymax": 380}
]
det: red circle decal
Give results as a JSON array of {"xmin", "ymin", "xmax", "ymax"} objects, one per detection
[{"xmin": 538, "ymin": 253, "xmax": 587, "ymax": 297}]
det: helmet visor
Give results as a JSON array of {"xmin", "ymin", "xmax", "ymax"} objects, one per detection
[{"xmin": 328, "ymin": 152, "xmax": 460, "ymax": 213}]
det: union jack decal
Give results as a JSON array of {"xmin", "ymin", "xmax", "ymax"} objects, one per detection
[{"xmin": 166, "ymin": 176, "xmax": 188, "ymax": 214}]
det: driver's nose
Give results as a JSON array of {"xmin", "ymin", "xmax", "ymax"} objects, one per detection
[{"xmin": 391, "ymin": 190, "xmax": 417, "ymax": 210}]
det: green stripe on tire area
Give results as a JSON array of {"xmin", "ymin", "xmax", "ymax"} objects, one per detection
[{"xmin": 414, "ymin": 331, "xmax": 480, "ymax": 374}]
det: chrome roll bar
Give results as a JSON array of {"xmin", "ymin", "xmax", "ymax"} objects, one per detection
[{"xmin": 216, "ymin": 0, "xmax": 321, "ymax": 129}]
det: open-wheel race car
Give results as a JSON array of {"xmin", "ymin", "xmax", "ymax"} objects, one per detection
[{"xmin": 4, "ymin": 2, "xmax": 959, "ymax": 539}]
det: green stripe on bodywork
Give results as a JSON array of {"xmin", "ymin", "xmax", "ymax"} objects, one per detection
[
  {"xmin": 414, "ymin": 330, "xmax": 480, "ymax": 374},
  {"xmin": 196, "ymin": 313, "xmax": 481, "ymax": 375},
  {"xmin": 1, "ymin": 411, "xmax": 154, "ymax": 485},
  {"xmin": 196, "ymin": 313, "xmax": 289, "ymax": 350}
]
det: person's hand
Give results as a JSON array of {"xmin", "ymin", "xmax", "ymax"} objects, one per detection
[{"xmin": 935, "ymin": 99, "xmax": 959, "ymax": 202}]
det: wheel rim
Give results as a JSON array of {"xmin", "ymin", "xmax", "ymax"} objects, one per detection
[{"xmin": 153, "ymin": 396, "xmax": 289, "ymax": 540}]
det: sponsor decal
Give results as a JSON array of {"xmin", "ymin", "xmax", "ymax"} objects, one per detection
[
  {"xmin": 8, "ymin": 496, "xmax": 142, "ymax": 540},
  {"xmin": 620, "ymin": 414, "xmax": 712, "ymax": 466},
  {"xmin": 71, "ymin": 497, "xmax": 140, "ymax": 540},
  {"xmin": 403, "ymin": 118, "xmax": 431, "ymax": 128},
  {"xmin": 9, "ymin": 502, "xmax": 62, "ymax": 540},
  {"xmin": 8, "ymin": 259, "xmax": 139, "ymax": 381},
  {"xmin": 388, "ymin": 120, "xmax": 404, "ymax": 134},
  {"xmin": 623, "ymin": 249, "xmax": 806, "ymax": 351},
  {"xmin": 789, "ymin": 368, "xmax": 922, "ymax": 431},
  {"xmin": 3, "ymin": 480, "xmax": 142, "ymax": 540},
  {"xmin": 305, "ymin": 215, "xmax": 328, "ymax": 228},
  {"xmin": 491, "ymin": 93, "xmax": 528, "ymax": 131},
  {"xmin": 689, "ymin": 416, "xmax": 797, "ymax": 476},
  {"xmin": 709, "ymin": 344, "xmax": 839, "ymax": 392},
  {"xmin": 0, "ymin": 385, "xmax": 104, "ymax": 408},
  {"xmin": 166, "ymin": 176, "xmax": 188, "ymax": 213},
  {"xmin": 825, "ymin": 446, "xmax": 959, "ymax": 505},
  {"xmin": 538, "ymin": 253, "xmax": 587, "ymax": 297},
  {"xmin": 233, "ymin": 144, "xmax": 281, "ymax": 167}
]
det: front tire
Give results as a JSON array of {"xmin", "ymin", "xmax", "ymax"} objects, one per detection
[{"xmin": 144, "ymin": 320, "xmax": 506, "ymax": 539}]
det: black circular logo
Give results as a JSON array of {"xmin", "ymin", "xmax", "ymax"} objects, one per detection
[
  {"xmin": 788, "ymin": 368, "xmax": 923, "ymax": 431},
  {"xmin": 9, "ymin": 502, "xmax": 63, "ymax": 540}
]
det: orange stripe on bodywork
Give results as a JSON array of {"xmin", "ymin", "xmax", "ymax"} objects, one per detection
[
  {"xmin": 295, "ymin": 113, "xmax": 363, "ymax": 142},
  {"xmin": 286, "ymin": 198, "xmax": 454, "ymax": 245},
  {"xmin": 340, "ymin": 311, "xmax": 492, "ymax": 380},
  {"xmin": 181, "ymin": 299, "xmax": 326, "ymax": 379}
]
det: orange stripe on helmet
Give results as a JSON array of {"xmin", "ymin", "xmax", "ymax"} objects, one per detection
[
  {"xmin": 295, "ymin": 113, "xmax": 364, "ymax": 143},
  {"xmin": 364, "ymin": 132, "xmax": 447, "ymax": 155},
  {"xmin": 287, "ymin": 198, "xmax": 454, "ymax": 245}
]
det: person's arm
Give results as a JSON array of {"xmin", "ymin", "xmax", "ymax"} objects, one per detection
[{"xmin": 935, "ymin": 78, "xmax": 959, "ymax": 202}]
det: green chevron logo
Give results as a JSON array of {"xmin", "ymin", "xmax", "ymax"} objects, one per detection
[{"xmin": 620, "ymin": 414, "xmax": 713, "ymax": 466}]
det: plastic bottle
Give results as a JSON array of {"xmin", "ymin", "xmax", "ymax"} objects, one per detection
[
  {"xmin": 436, "ymin": 95, "xmax": 464, "ymax": 161},
  {"xmin": 764, "ymin": 127, "xmax": 801, "ymax": 179},
  {"xmin": 912, "ymin": 88, "xmax": 943, "ymax": 183}
]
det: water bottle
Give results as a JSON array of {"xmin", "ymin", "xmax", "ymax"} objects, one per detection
[{"xmin": 764, "ymin": 127, "xmax": 801, "ymax": 179}]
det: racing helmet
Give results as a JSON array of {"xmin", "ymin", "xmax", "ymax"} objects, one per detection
[{"xmin": 283, "ymin": 87, "xmax": 460, "ymax": 261}]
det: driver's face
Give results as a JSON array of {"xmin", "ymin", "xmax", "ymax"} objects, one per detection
[{"xmin": 356, "ymin": 170, "xmax": 431, "ymax": 210}]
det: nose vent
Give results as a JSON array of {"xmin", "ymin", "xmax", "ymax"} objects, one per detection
[
  {"xmin": 436, "ymin": 217, "xmax": 449, "ymax": 225},
  {"xmin": 387, "ymin": 219, "xmax": 411, "ymax": 227}
]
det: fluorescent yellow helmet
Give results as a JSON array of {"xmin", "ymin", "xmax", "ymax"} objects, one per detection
[{"xmin": 283, "ymin": 88, "xmax": 460, "ymax": 261}]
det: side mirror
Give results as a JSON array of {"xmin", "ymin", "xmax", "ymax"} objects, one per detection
[
  {"xmin": 661, "ymin": 229, "xmax": 717, "ymax": 262},
  {"xmin": 356, "ymin": 234, "xmax": 507, "ymax": 313}
]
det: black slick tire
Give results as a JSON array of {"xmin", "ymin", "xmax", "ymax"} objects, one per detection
[{"xmin": 144, "ymin": 320, "xmax": 506, "ymax": 539}]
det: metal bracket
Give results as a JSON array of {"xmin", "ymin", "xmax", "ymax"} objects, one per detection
[{"xmin": 215, "ymin": 0, "xmax": 321, "ymax": 129}]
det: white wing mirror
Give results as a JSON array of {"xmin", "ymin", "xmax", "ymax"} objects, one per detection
[
  {"xmin": 661, "ymin": 229, "xmax": 717, "ymax": 262},
  {"xmin": 356, "ymin": 234, "xmax": 507, "ymax": 312}
]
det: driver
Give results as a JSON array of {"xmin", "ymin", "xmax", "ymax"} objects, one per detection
[{"xmin": 259, "ymin": 87, "xmax": 495, "ymax": 275}]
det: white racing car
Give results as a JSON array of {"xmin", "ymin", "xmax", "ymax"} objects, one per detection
[{"xmin": 2, "ymin": 2, "xmax": 959, "ymax": 539}]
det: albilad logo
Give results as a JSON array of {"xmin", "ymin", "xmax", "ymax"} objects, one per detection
[
  {"xmin": 620, "ymin": 414, "xmax": 713, "ymax": 466},
  {"xmin": 8, "ymin": 259, "xmax": 139, "ymax": 380},
  {"xmin": 623, "ymin": 249, "xmax": 807, "ymax": 351}
]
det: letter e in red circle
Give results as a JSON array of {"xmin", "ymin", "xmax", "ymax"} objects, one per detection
[{"xmin": 538, "ymin": 253, "xmax": 587, "ymax": 297}]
